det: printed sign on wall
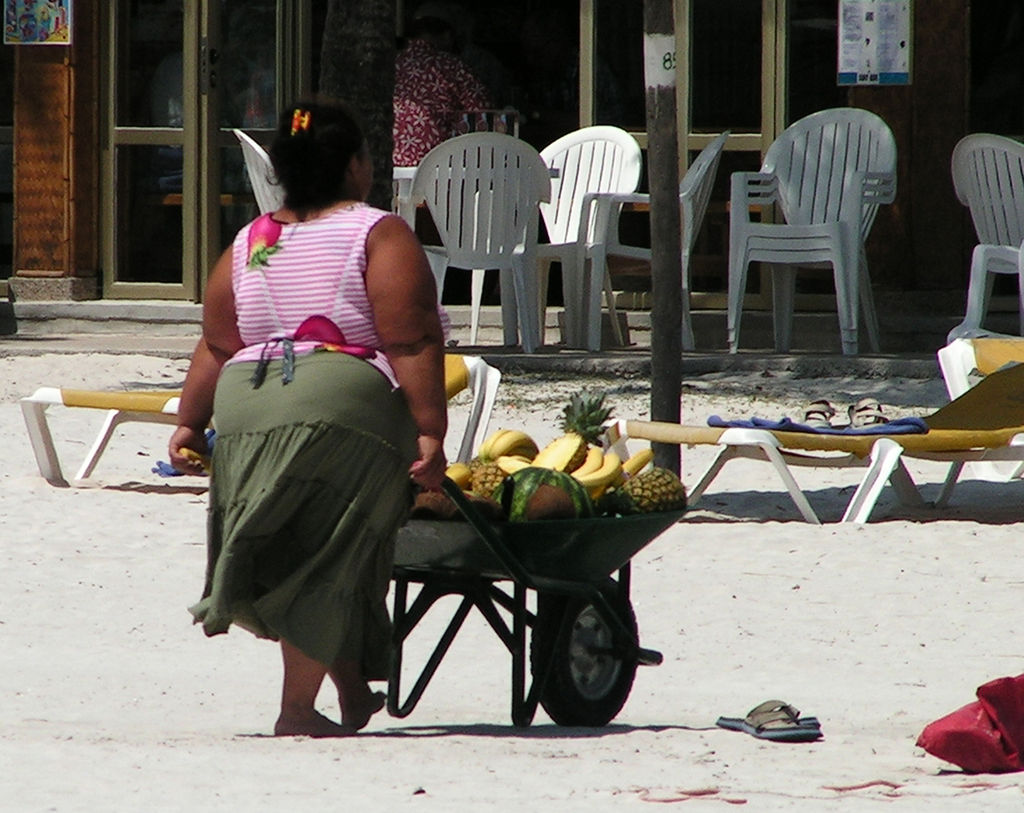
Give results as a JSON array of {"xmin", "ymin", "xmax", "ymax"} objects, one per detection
[
  {"xmin": 838, "ymin": 0, "xmax": 911, "ymax": 85},
  {"xmin": 4, "ymin": 0, "xmax": 72, "ymax": 45}
]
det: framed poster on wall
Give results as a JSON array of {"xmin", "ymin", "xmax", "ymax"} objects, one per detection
[
  {"xmin": 4, "ymin": 0, "xmax": 72, "ymax": 45},
  {"xmin": 838, "ymin": 0, "xmax": 911, "ymax": 85}
]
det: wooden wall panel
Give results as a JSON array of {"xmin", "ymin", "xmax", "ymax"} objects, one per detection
[
  {"xmin": 851, "ymin": 0, "xmax": 969, "ymax": 295},
  {"xmin": 13, "ymin": 1, "xmax": 99, "ymax": 286}
]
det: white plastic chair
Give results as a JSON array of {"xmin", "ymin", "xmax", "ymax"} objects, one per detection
[
  {"xmin": 727, "ymin": 108, "xmax": 897, "ymax": 355},
  {"xmin": 536, "ymin": 126, "xmax": 643, "ymax": 351},
  {"xmin": 411, "ymin": 133, "xmax": 551, "ymax": 353},
  {"xmin": 947, "ymin": 134, "xmax": 1024, "ymax": 341},
  {"xmin": 603, "ymin": 132, "xmax": 729, "ymax": 351},
  {"xmin": 233, "ymin": 129, "xmax": 284, "ymax": 214}
]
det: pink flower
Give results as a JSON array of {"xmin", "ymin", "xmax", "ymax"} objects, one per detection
[{"xmin": 246, "ymin": 213, "xmax": 283, "ymax": 269}]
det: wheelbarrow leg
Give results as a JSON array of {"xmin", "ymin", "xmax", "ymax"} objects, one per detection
[{"xmin": 388, "ymin": 574, "xmax": 476, "ymax": 719}]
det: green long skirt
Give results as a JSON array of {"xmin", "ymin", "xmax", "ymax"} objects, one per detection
[{"xmin": 189, "ymin": 352, "xmax": 418, "ymax": 679}]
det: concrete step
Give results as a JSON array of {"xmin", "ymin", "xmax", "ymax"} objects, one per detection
[{"xmin": 3, "ymin": 298, "xmax": 1018, "ymax": 357}]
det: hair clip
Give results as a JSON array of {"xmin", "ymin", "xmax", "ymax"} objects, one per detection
[{"xmin": 290, "ymin": 108, "xmax": 312, "ymax": 136}]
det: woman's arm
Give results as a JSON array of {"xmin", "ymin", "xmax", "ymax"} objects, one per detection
[
  {"xmin": 365, "ymin": 215, "xmax": 448, "ymax": 489},
  {"xmin": 168, "ymin": 246, "xmax": 244, "ymax": 473}
]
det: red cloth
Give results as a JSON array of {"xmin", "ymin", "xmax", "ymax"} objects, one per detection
[
  {"xmin": 917, "ymin": 674, "xmax": 1024, "ymax": 773},
  {"xmin": 393, "ymin": 39, "xmax": 490, "ymax": 167}
]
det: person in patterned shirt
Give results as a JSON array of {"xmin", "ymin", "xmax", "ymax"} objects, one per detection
[{"xmin": 393, "ymin": 15, "xmax": 491, "ymax": 167}]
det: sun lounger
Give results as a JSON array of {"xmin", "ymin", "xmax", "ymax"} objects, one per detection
[
  {"xmin": 21, "ymin": 354, "xmax": 500, "ymax": 486},
  {"xmin": 603, "ymin": 362, "xmax": 1024, "ymax": 524},
  {"xmin": 938, "ymin": 336, "xmax": 1024, "ymax": 484}
]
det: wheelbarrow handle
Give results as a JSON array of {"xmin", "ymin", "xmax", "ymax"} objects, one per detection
[{"xmin": 439, "ymin": 477, "xmax": 536, "ymax": 587}]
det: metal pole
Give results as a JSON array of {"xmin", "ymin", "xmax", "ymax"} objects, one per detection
[{"xmin": 643, "ymin": 0, "xmax": 683, "ymax": 474}]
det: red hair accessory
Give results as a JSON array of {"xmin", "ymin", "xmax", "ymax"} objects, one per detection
[{"xmin": 290, "ymin": 108, "xmax": 312, "ymax": 135}]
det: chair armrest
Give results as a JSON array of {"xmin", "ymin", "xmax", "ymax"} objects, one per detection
[
  {"xmin": 730, "ymin": 172, "xmax": 778, "ymax": 224},
  {"xmin": 579, "ymin": 191, "xmax": 634, "ymax": 247},
  {"xmin": 599, "ymin": 192, "xmax": 651, "ymax": 207}
]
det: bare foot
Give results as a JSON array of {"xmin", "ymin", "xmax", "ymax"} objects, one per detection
[
  {"xmin": 341, "ymin": 690, "xmax": 386, "ymax": 731},
  {"xmin": 274, "ymin": 709, "xmax": 356, "ymax": 738}
]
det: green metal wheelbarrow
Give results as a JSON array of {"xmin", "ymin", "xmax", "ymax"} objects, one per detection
[{"xmin": 389, "ymin": 477, "xmax": 684, "ymax": 727}]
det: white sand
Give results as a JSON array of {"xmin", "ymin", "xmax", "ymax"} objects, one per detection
[{"xmin": 2, "ymin": 352, "xmax": 1024, "ymax": 811}]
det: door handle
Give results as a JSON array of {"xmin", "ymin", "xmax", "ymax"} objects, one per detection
[{"xmin": 200, "ymin": 38, "xmax": 219, "ymax": 94}]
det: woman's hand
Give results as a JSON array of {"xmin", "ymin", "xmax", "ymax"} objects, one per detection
[
  {"xmin": 409, "ymin": 434, "xmax": 446, "ymax": 489},
  {"xmin": 169, "ymin": 425, "xmax": 210, "ymax": 476}
]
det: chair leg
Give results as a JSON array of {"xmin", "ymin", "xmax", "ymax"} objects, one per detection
[
  {"xmin": 1017, "ymin": 267, "xmax": 1024, "ymax": 337},
  {"xmin": 680, "ymin": 251, "xmax": 695, "ymax": 351},
  {"xmin": 759, "ymin": 444, "xmax": 822, "ymax": 524},
  {"xmin": 831, "ymin": 249, "xmax": 858, "ymax": 355},
  {"xmin": 841, "ymin": 438, "xmax": 901, "ymax": 523},
  {"xmin": 935, "ymin": 461, "xmax": 964, "ymax": 508},
  {"xmin": 726, "ymin": 247, "xmax": 749, "ymax": 353},
  {"xmin": 20, "ymin": 399, "xmax": 68, "ymax": 486},
  {"xmin": 424, "ymin": 250, "xmax": 449, "ymax": 305},
  {"xmin": 584, "ymin": 255, "xmax": 605, "ymax": 352},
  {"xmin": 470, "ymin": 268, "xmax": 485, "ymax": 345},
  {"xmin": 602, "ymin": 269, "xmax": 625, "ymax": 348},
  {"xmin": 770, "ymin": 266, "xmax": 796, "ymax": 353},
  {"xmin": 75, "ymin": 410, "xmax": 126, "ymax": 482},
  {"xmin": 507, "ymin": 260, "xmax": 540, "ymax": 353},
  {"xmin": 952, "ymin": 247, "xmax": 995, "ymax": 340},
  {"xmin": 858, "ymin": 250, "xmax": 881, "ymax": 353},
  {"xmin": 498, "ymin": 267, "xmax": 519, "ymax": 347}
]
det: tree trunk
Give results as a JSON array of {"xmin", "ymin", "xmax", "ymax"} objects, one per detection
[
  {"xmin": 643, "ymin": 0, "xmax": 682, "ymax": 474},
  {"xmin": 319, "ymin": 0, "xmax": 396, "ymax": 210}
]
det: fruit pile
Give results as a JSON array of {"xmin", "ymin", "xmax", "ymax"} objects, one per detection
[{"xmin": 413, "ymin": 392, "xmax": 687, "ymax": 522}]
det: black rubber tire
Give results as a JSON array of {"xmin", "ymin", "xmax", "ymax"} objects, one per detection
[{"xmin": 530, "ymin": 582, "xmax": 639, "ymax": 726}]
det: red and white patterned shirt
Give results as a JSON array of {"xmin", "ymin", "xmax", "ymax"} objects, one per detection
[{"xmin": 393, "ymin": 39, "xmax": 490, "ymax": 167}]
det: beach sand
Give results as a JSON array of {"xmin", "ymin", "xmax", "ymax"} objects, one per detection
[{"xmin": 2, "ymin": 351, "xmax": 1023, "ymax": 811}]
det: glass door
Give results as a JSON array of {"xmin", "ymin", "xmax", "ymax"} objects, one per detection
[{"xmin": 102, "ymin": 0, "xmax": 315, "ymax": 301}]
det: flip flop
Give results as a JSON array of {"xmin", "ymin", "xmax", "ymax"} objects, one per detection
[
  {"xmin": 803, "ymin": 399, "xmax": 838, "ymax": 428},
  {"xmin": 848, "ymin": 397, "xmax": 889, "ymax": 428},
  {"xmin": 716, "ymin": 700, "xmax": 823, "ymax": 743}
]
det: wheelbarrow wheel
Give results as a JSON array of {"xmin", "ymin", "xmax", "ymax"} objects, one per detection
[{"xmin": 531, "ymin": 581, "xmax": 638, "ymax": 726}]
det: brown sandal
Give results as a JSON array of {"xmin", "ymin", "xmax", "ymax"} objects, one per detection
[{"xmin": 848, "ymin": 397, "xmax": 888, "ymax": 428}]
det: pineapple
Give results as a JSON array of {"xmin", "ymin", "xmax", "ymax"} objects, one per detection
[
  {"xmin": 468, "ymin": 459, "xmax": 508, "ymax": 498},
  {"xmin": 533, "ymin": 391, "xmax": 614, "ymax": 472},
  {"xmin": 602, "ymin": 467, "xmax": 687, "ymax": 514}
]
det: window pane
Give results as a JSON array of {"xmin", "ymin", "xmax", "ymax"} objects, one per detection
[
  {"xmin": 691, "ymin": 0, "xmax": 761, "ymax": 133},
  {"xmin": 594, "ymin": 1, "xmax": 644, "ymax": 128},
  {"xmin": 121, "ymin": 0, "xmax": 183, "ymax": 127},
  {"xmin": 221, "ymin": 1, "xmax": 279, "ymax": 129},
  {"xmin": 970, "ymin": 0, "xmax": 1024, "ymax": 134},
  {"xmin": 116, "ymin": 145, "xmax": 183, "ymax": 283},
  {"xmin": 220, "ymin": 144, "xmax": 258, "ymax": 253},
  {"xmin": 788, "ymin": 0, "xmax": 846, "ymax": 124}
]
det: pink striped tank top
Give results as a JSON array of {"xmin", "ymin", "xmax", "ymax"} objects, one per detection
[{"xmin": 227, "ymin": 203, "xmax": 399, "ymax": 386}]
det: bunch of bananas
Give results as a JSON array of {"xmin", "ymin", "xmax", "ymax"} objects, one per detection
[
  {"xmin": 477, "ymin": 429, "xmax": 539, "ymax": 461},
  {"xmin": 446, "ymin": 429, "xmax": 653, "ymax": 500}
]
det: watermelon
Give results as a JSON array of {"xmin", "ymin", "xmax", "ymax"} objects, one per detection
[{"xmin": 498, "ymin": 466, "xmax": 595, "ymax": 522}]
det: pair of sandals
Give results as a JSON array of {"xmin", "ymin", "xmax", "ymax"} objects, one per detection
[{"xmin": 803, "ymin": 397, "xmax": 889, "ymax": 430}]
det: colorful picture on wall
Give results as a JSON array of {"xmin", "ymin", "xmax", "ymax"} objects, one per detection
[{"xmin": 4, "ymin": 0, "xmax": 72, "ymax": 45}]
